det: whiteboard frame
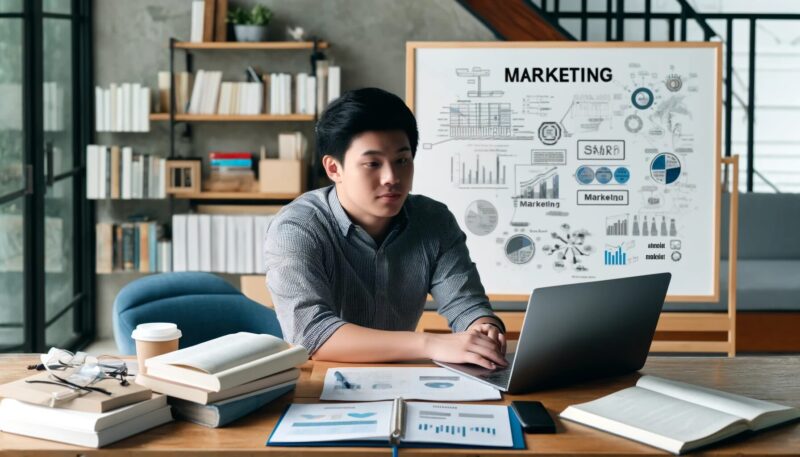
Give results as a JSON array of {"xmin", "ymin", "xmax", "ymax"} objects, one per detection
[{"xmin": 406, "ymin": 41, "xmax": 722, "ymax": 303}]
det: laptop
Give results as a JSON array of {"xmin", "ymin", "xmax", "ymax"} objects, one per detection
[{"xmin": 434, "ymin": 272, "xmax": 671, "ymax": 393}]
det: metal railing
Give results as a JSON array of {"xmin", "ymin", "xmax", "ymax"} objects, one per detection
[{"xmin": 530, "ymin": 0, "xmax": 800, "ymax": 192}]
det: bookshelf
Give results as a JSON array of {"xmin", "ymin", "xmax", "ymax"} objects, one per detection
[
  {"xmin": 149, "ymin": 113, "xmax": 315, "ymax": 122},
  {"xmin": 173, "ymin": 191, "xmax": 301, "ymax": 200},
  {"xmin": 173, "ymin": 40, "xmax": 329, "ymax": 50}
]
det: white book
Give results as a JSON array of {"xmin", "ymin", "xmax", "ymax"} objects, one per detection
[
  {"xmin": 102, "ymin": 88, "xmax": 111, "ymax": 132},
  {"xmin": 254, "ymin": 215, "xmax": 270, "ymax": 274},
  {"xmin": 109, "ymin": 83, "xmax": 118, "ymax": 131},
  {"xmin": 190, "ymin": 1, "xmax": 204, "ymax": 43},
  {"xmin": 188, "ymin": 70, "xmax": 205, "ymax": 114},
  {"xmin": 242, "ymin": 215, "xmax": 255, "ymax": 273},
  {"xmin": 0, "ymin": 404, "xmax": 172, "ymax": 448},
  {"xmin": 186, "ymin": 214, "xmax": 201, "ymax": 271},
  {"xmin": 295, "ymin": 73, "xmax": 307, "ymax": 114},
  {"xmin": 306, "ymin": 76, "xmax": 316, "ymax": 115},
  {"xmin": 328, "ymin": 66, "xmax": 341, "ymax": 103},
  {"xmin": 95, "ymin": 86, "xmax": 103, "ymax": 132},
  {"xmin": 121, "ymin": 146, "xmax": 133, "ymax": 199},
  {"xmin": 217, "ymin": 82, "xmax": 229, "ymax": 115},
  {"xmin": 560, "ymin": 375, "xmax": 800, "ymax": 455},
  {"xmin": 210, "ymin": 214, "xmax": 227, "ymax": 272},
  {"xmin": 0, "ymin": 395, "xmax": 166, "ymax": 433},
  {"xmin": 141, "ymin": 86, "xmax": 151, "ymax": 132},
  {"xmin": 204, "ymin": 71, "xmax": 222, "ymax": 115},
  {"xmin": 131, "ymin": 83, "xmax": 141, "ymax": 131},
  {"xmin": 97, "ymin": 145, "xmax": 107, "ymax": 199},
  {"xmin": 159, "ymin": 240, "xmax": 172, "ymax": 272},
  {"xmin": 122, "ymin": 83, "xmax": 132, "ymax": 132},
  {"xmin": 85, "ymin": 145, "xmax": 96, "ymax": 199},
  {"xmin": 225, "ymin": 215, "xmax": 237, "ymax": 273},
  {"xmin": 172, "ymin": 214, "xmax": 187, "ymax": 272},
  {"xmin": 269, "ymin": 73, "xmax": 277, "ymax": 114},
  {"xmin": 254, "ymin": 82, "xmax": 264, "ymax": 115},
  {"xmin": 145, "ymin": 332, "xmax": 309, "ymax": 392},
  {"xmin": 158, "ymin": 157, "xmax": 166, "ymax": 198},
  {"xmin": 198, "ymin": 214, "xmax": 212, "ymax": 272},
  {"xmin": 315, "ymin": 59, "xmax": 328, "ymax": 114},
  {"xmin": 136, "ymin": 369, "xmax": 299, "ymax": 405}
]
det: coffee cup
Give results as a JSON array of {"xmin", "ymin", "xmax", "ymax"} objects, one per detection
[{"xmin": 131, "ymin": 322, "xmax": 182, "ymax": 375}]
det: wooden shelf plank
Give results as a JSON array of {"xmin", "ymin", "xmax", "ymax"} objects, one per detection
[
  {"xmin": 172, "ymin": 191, "xmax": 301, "ymax": 200},
  {"xmin": 149, "ymin": 113, "xmax": 315, "ymax": 122},
  {"xmin": 173, "ymin": 41, "xmax": 328, "ymax": 50}
]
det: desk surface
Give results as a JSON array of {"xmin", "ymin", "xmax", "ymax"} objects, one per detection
[{"xmin": 1, "ymin": 354, "xmax": 799, "ymax": 456}]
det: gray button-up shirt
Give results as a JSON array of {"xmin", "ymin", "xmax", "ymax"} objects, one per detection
[{"xmin": 263, "ymin": 186, "xmax": 501, "ymax": 354}]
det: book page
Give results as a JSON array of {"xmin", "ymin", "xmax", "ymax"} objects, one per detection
[
  {"xmin": 148, "ymin": 332, "xmax": 289, "ymax": 374},
  {"xmin": 403, "ymin": 402, "xmax": 513, "ymax": 448},
  {"xmin": 269, "ymin": 402, "xmax": 393, "ymax": 443},
  {"xmin": 567, "ymin": 386, "xmax": 745, "ymax": 444},
  {"xmin": 638, "ymin": 375, "xmax": 798, "ymax": 427}
]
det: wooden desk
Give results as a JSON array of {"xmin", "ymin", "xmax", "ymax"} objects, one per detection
[{"xmin": 1, "ymin": 354, "xmax": 799, "ymax": 456}]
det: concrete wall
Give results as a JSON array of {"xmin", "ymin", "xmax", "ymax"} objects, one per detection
[{"xmin": 92, "ymin": 0, "xmax": 494, "ymax": 340}]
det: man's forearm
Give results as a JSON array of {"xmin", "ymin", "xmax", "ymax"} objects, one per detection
[{"xmin": 311, "ymin": 323, "xmax": 429, "ymax": 362}]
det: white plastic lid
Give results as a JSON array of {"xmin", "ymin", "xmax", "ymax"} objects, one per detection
[{"xmin": 131, "ymin": 322, "xmax": 182, "ymax": 342}]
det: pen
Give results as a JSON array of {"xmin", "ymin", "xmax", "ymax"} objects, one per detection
[{"xmin": 334, "ymin": 370, "xmax": 353, "ymax": 389}]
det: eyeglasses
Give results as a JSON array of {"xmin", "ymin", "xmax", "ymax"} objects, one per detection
[{"xmin": 26, "ymin": 348, "xmax": 132, "ymax": 407}]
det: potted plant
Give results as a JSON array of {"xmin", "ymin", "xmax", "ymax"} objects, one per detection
[{"xmin": 228, "ymin": 4, "xmax": 272, "ymax": 42}]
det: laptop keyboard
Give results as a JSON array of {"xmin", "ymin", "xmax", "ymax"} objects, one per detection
[{"xmin": 478, "ymin": 366, "xmax": 512, "ymax": 386}]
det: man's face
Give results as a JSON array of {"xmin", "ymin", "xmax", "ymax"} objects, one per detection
[{"xmin": 324, "ymin": 130, "xmax": 414, "ymax": 230}]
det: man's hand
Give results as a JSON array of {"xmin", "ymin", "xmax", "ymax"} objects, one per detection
[
  {"xmin": 423, "ymin": 329, "xmax": 508, "ymax": 370},
  {"xmin": 468, "ymin": 319, "xmax": 507, "ymax": 356}
]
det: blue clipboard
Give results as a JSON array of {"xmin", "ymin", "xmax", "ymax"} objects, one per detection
[{"xmin": 266, "ymin": 404, "xmax": 526, "ymax": 450}]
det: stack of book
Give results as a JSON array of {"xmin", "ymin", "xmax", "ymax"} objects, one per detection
[
  {"xmin": 157, "ymin": 71, "xmax": 193, "ymax": 114},
  {"xmin": 95, "ymin": 220, "xmax": 172, "ymax": 274},
  {"xmin": 172, "ymin": 213, "xmax": 275, "ymax": 273},
  {"xmin": 136, "ymin": 332, "xmax": 308, "ymax": 428},
  {"xmin": 94, "ymin": 83, "xmax": 151, "ymax": 132},
  {"xmin": 86, "ymin": 145, "xmax": 167, "ymax": 200},
  {"xmin": 0, "ymin": 371, "xmax": 171, "ymax": 447},
  {"xmin": 207, "ymin": 151, "xmax": 255, "ymax": 191}
]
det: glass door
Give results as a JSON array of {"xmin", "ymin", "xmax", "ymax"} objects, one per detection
[
  {"xmin": 0, "ymin": 0, "xmax": 92, "ymax": 353},
  {"xmin": 0, "ymin": 0, "xmax": 28, "ymax": 352}
]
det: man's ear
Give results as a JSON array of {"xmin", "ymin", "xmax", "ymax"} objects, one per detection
[{"xmin": 322, "ymin": 155, "xmax": 343, "ymax": 183}]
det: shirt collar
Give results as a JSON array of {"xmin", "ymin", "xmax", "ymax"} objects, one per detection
[{"xmin": 327, "ymin": 186, "xmax": 411, "ymax": 239}]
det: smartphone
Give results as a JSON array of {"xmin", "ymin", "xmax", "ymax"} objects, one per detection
[{"xmin": 511, "ymin": 401, "xmax": 556, "ymax": 433}]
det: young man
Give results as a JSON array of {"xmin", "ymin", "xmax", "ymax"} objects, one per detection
[{"xmin": 264, "ymin": 88, "xmax": 507, "ymax": 370}]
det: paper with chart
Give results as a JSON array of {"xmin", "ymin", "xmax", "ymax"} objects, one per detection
[
  {"xmin": 411, "ymin": 44, "xmax": 720, "ymax": 297},
  {"xmin": 320, "ymin": 367, "xmax": 501, "ymax": 401},
  {"xmin": 269, "ymin": 401, "xmax": 393, "ymax": 443},
  {"xmin": 404, "ymin": 402, "xmax": 513, "ymax": 447}
]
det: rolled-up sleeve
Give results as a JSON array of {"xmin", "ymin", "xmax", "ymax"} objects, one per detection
[
  {"xmin": 429, "ymin": 210, "xmax": 505, "ymax": 333},
  {"xmin": 264, "ymin": 216, "xmax": 346, "ymax": 354}
]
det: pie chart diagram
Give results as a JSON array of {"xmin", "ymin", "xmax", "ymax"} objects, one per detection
[
  {"xmin": 464, "ymin": 200, "xmax": 499, "ymax": 236},
  {"xmin": 505, "ymin": 234, "xmax": 535, "ymax": 264},
  {"xmin": 650, "ymin": 153, "xmax": 681, "ymax": 184}
]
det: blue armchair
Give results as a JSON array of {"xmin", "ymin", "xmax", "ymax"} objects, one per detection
[{"xmin": 113, "ymin": 272, "xmax": 283, "ymax": 355}]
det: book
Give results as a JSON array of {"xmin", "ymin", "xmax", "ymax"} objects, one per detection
[
  {"xmin": 0, "ymin": 371, "xmax": 152, "ymax": 413},
  {"xmin": 202, "ymin": 0, "xmax": 216, "ymax": 42},
  {"xmin": 136, "ymin": 368, "xmax": 300, "ymax": 404},
  {"xmin": 214, "ymin": 0, "xmax": 228, "ymax": 42},
  {"xmin": 170, "ymin": 382, "xmax": 296, "ymax": 428},
  {"xmin": 0, "ymin": 394, "xmax": 166, "ymax": 432},
  {"xmin": 560, "ymin": 375, "xmax": 800, "ymax": 455},
  {"xmin": 190, "ymin": 1, "xmax": 204, "ymax": 43},
  {"xmin": 267, "ymin": 399, "xmax": 525, "ymax": 450},
  {"xmin": 144, "ymin": 332, "xmax": 309, "ymax": 392},
  {"xmin": 0, "ymin": 404, "xmax": 172, "ymax": 448}
]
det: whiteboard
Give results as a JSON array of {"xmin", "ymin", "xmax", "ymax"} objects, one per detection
[{"xmin": 407, "ymin": 42, "xmax": 721, "ymax": 300}]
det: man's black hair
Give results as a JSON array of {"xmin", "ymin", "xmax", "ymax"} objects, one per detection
[{"xmin": 315, "ymin": 87, "xmax": 418, "ymax": 166}]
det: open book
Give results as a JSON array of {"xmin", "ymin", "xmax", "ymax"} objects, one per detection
[
  {"xmin": 561, "ymin": 375, "xmax": 800, "ymax": 455},
  {"xmin": 145, "ymin": 332, "xmax": 308, "ymax": 392},
  {"xmin": 268, "ymin": 399, "xmax": 524, "ymax": 450}
]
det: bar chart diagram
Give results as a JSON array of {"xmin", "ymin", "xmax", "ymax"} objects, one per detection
[
  {"xmin": 451, "ymin": 153, "xmax": 510, "ymax": 188},
  {"xmin": 606, "ymin": 214, "xmax": 629, "ymax": 236},
  {"xmin": 604, "ymin": 244, "xmax": 628, "ymax": 265},
  {"xmin": 417, "ymin": 423, "xmax": 497, "ymax": 437},
  {"xmin": 515, "ymin": 166, "xmax": 559, "ymax": 199}
]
